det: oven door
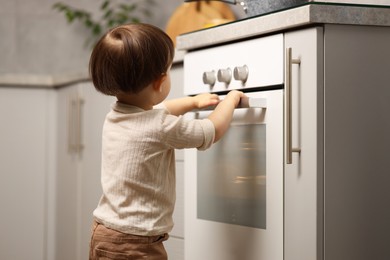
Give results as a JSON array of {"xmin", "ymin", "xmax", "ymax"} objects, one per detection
[{"xmin": 184, "ymin": 89, "xmax": 283, "ymax": 260}]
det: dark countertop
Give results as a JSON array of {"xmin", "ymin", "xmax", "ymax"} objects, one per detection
[{"xmin": 176, "ymin": 3, "xmax": 390, "ymax": 50}]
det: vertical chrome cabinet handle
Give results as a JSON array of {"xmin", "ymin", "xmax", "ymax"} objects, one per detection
[
  {"xmin": 75, "ymin": 91, "xmax": 85, "ymax": 156},
  {"xmin": 286, "ymin": 48, "xmax": 301, "ymax": 164},
  {"xmin": 68, "ymin": 95, "xmax": 76, "ymax": 153},
  {"xmin": 68, "ymin": 91, "xmax": 84, "ymax": 155}
]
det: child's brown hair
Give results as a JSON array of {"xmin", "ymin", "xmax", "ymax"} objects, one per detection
[{"xmin": 89, "ymin": 23, "xmax": 174, "ymax": 96}]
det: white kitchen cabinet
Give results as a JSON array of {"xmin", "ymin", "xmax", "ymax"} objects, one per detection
[
  {"xmin": 55, "ymin": 82, "xmax": 115, "ymax": 260},
  {"xmin": 79, "ymin": 82, "xmax": 117, "ymax": 260},
  {"xmin": 284, "ymin": 26, "xmax": 324, "ymax": 260},
  {"xmin": 56, "ymin": 84, "xmax": 80, "ymax": 260},
  {"xmin": 284, "ymin": 25, "xmax": 390, "ymax": 260},
  {"xmin": 0, "ymin": 87, "xmax": 57, "ymax": 260}
]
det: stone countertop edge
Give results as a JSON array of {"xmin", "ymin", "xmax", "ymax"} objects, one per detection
[
  {"xmin": 176, "ymin": 4, "xmax": 390, "ymax": 51},
  {"xmin": 0, "ymin": 71, "xmax": 90, "ymax": 88},
  {"xmin": 0, "ymin": 50, "xmax": 185, "ymax": 88}
]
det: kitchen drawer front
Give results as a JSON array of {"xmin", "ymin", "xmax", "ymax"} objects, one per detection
[{"xmin": 184, "ymin": 33, "xmax": 284, "ymax": 95}]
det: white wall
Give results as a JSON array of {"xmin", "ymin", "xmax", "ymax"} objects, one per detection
[{"xmin": 0, "ymin": 0, "xmax": 183, "ymax": 76}]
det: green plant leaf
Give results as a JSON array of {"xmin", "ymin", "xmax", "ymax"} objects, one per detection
[
  {"xmin": 53, "ymin": 0, "xmax": 156, "ymax": 48},
  {"xmin": 65, "ymin": 11, "xmax": 75, "ymax": 23},
  {"xmin": 53, "ymin": 3, "xmax": 67, "ymax": 12},
  {"xmin": 101, "ymin": 0, "xmax": 110, "ymax": 10},
  {"xmin": 84, "ymin": 18, "xmax": 94, "ymax": 28},
  {"xmin": 107, "ymin": 19, "xmax": 116, "ymax": 28},
  {"xmin": 117, "ymin": 12, "xmax": 128, "ymax": 22},
  {"xmin": 103, "ymin": 9, "xmax": 113, "ymax": 19},
  {"xmin": 92, "ymin": 24, "xmax": 102, "ymax": 36},
  {"xmin": 131, "ymin": 17, "xmax": 140, "ymax": 23},
  {"xmin": 120, "ymin": 4, "xmax": 136, "ymax": 12}
]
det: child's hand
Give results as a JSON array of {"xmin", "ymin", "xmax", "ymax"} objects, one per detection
[
  {"xmin": 225, "ymin": 90, "xmax": 246, "ymax": 107},
  {"xmin": 193, "ymin": 93, "xmax": 220, "ymax": 109}
]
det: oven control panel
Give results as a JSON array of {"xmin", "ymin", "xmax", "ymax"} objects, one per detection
[{"xmin": 184, "ymin": 34, "xmax": 284, "ymax": 95}]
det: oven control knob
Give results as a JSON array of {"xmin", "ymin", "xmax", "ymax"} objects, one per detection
[
  {"xmin": 217, "ymin": 68, "xmax": 232, "ymax": 84},
  {"xmin": 233, "ymin": 65, "xmax": 249, "ymax": 83},
  {"xmin": 202, "ymin": 71, "xmax": 216, "ymax": 86}
]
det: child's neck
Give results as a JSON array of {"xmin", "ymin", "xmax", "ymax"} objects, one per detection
[
  {"xmin": 116, "ymin": 81, "xmax": 166, "ymax": 110},
  {"xmin": 116, "ymin": 89, "xmax": 154, "ymax": 110}
]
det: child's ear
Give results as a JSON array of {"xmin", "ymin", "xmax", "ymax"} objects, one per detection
[{"xmin": 152, "ymin": 74, "xmax": 167, "ymax": 92}]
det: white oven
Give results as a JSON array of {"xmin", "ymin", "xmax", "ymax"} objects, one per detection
[{"xmin": 184, "ymin": 34, "xmax": 285, "ymax": 260}]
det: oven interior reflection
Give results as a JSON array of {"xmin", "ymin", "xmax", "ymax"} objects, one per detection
[{"xmin": 197, "ymin": 124, "xmax": 266, "ymax": 229}]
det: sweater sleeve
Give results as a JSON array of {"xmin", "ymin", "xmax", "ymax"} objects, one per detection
[
  {"xmin": 193, "ymin": 119, "xmax": 215, "ymax": 150},
  {"xmin": 161, "ymin": 113, "xmax": 215, "ymax": 151}
]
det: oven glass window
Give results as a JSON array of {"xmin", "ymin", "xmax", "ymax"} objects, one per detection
[{"xmin": 197, "ymin": 124, "xmax": 266, "ymax": 229}]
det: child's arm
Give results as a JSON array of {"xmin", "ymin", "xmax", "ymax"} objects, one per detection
[
  {"xmin": 163, "ymin": 93, "xmax": 220, "ymax": 116},
  {"xmin": 207, "ymin": 90, "xmax": 245, "ymax": 143}
]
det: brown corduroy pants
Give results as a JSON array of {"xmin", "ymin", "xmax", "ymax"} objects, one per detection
[{"xmin": 89, "ymin": 221, "xmax": 169, "ymax": 260}]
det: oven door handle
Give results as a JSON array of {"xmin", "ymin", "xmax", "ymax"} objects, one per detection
[
  {"xmin": 238, "ymin": 96, "xmax": 267, "ymax": 109},
  {"xmin": 195, "ymin": 97, "xmax": 267, "ymax": 111}
]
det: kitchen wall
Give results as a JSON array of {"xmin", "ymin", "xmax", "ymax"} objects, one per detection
[{"xmin": 0, "ymin": 0, "xmax": 183, "ymax": 76}]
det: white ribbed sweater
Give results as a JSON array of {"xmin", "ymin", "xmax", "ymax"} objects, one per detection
[{"xmin": 93, "ymin": 102, "xmax": 215, "ymax": 236}]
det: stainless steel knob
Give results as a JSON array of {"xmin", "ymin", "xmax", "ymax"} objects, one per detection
[
  {"xmin": 217, "ymin": 68, "xmax": 232, "ymax": 84},
  {"xmin": 202, "ymin": 71, "xmax": 216, "ymax": 86},
  {"xmin": 233, "ymin": 65, "xmax": 249, "ymax": 83}
]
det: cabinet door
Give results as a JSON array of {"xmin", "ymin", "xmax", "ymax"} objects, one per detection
[
  {"xmin": 284, "ymin": 27, "xmax": 324, "ymax": 260},
  {"xmin": 56, "ymin": 84, "xmax": 81, "ymax": 260},
  {"xmin": 56, "ymin": 83, "xmax": 115, "ymax": 260},
  {"xmin": 0, "ymin": 87, "xmax": 56, "ymax": 260},
  {"xmin": 78, "ymin": 82, "xmax": 115, "ymax": 260}
]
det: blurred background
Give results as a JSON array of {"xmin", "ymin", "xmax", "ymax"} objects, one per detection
[
  {"xmin": 0, "ymin": 0, "xmax": 184, "ymax": 76},
  {"xmin": 0, "ymin": 0, "xmax": 244, "ymax": 77}
]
